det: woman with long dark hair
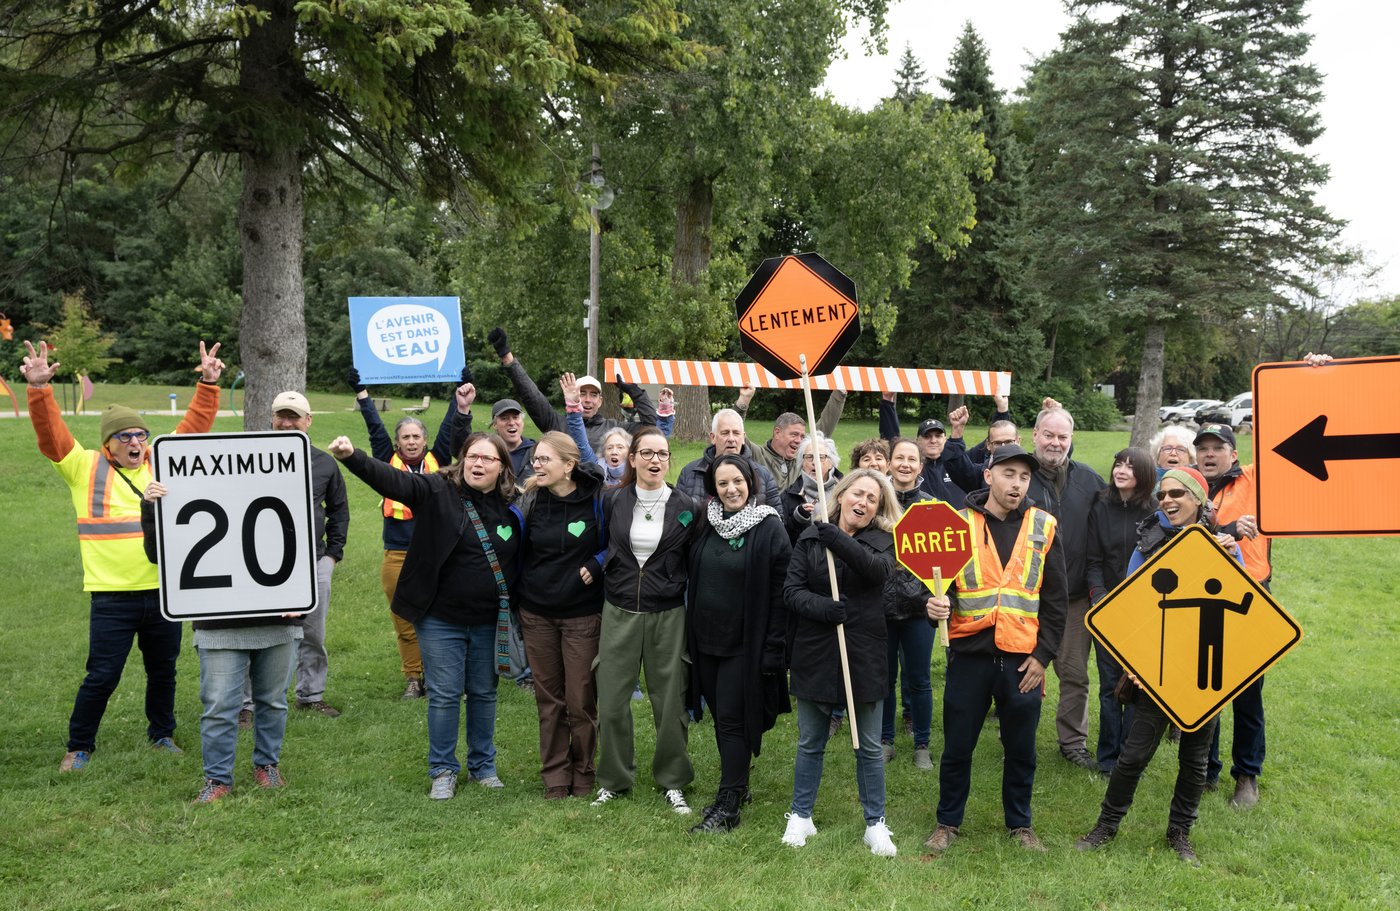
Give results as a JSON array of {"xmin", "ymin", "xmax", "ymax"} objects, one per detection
[
  {"xmin": 328, "ymin": 431, "xmax": 522, "ymax": 800},
  {"xmin": 1085, "ymin": 447, "xmax": 1155, "ymax": 774},
  {"xmin": 684, "ymin": 455, "xmax": 791, "ymax": 833},
  {"xmin": 591, "ymin": 426, "xmax": 699, "ymax": 814}
]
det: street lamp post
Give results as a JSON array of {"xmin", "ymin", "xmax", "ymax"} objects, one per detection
[{"xmin": 585, "ymin": 144, "xmax": 613, "ymax": 378}]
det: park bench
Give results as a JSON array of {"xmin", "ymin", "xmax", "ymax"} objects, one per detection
[{"xmin": 403, "ymin": 395, "xmax": 430, "ymax": 415}]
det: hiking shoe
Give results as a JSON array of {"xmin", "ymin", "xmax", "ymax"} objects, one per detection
[
  {"xmin": 59, "ymin": 750, "xmax": 91, "ymax": 772},
  {"xmin": 1203, "ymin": 776, "xmax": 1220, "ymax": 793},
  {"xmin": 237, "ymin": 709, "xmax": 253, "ymax": 730},
  {"xmin": 1166, "ymin": 826, "xmax": 1200, "ymax": 865},
  {"xmin": 591, "ymin": 787, "xmax": 622, "ymax": 807},
  {"xmin": 913, "ymin": 747, "xmax": 933, "ymax": 770},
  {"xmin": 151, "ymin": 737, "xmax": 183, "ymax": 754},
  {"xmin": 193, "ymin": 779, "xmax": 231, "ymax": 804},
  {"xmin": 1230, "ymin": 775, "xmax": 1259, "ymax": 809},
  {"xmin": 428, "ymin": 771, "xmax": 458, "ymax": 800},
  {"xmin": 544, "ymin": 786, "xmax": 570, "ymax": 800},
  {"xmin": 402, "ymin": 678, "xmax": 425, "ymax": 700},
  {"xmin": 781, "ymin": 812, "xmax": 817, "ymax": 847},
  {"xmin": 922, "ymin": 823, "xmax": 959, "ymax": 855},
  {"xmin": 473, "ymin": 775, "xmax": 505, "ymax": 790},
  {"xmin": 1076, "ymin": 821, "xmax": 1117, "ymax": 851},
  {"xmin": 663, "ymin": 788, "xmax": 692, "ymax": 815},
  {"xmin": 253, "ymin": 764, "xmax": 285, "ymax": 789},
  {"xmin": 516, "ymin": 678, "xmax": 536, "ymax": 696},
  {"xmin": 1010, "ymin": 826, "xmax": 1046, "ymax": 852},
  {"xmin": 881, "ymin": 741, "xmax": 895, "ymax": 763},
  {"xmin": 1061, "ymin": 747, "xmax": 1097, "ymax": 771},
  {"xmin": 864, "ymin": 818, "xmax": 897, "ymax": 857},
  {"xmin": 296, "ymin": 700, "xmax": 341, "ymax": 717}
]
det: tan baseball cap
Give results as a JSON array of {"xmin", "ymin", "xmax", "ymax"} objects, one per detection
[{"xmin": 271, "ymin": 391, "xmax": 311, "ymax": 417}]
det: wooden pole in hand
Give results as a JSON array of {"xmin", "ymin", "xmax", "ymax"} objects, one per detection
[
  {"xmin": 800, "ymin": 354, "xmax": 860, "ymax": 750},
  {"xmin": 932, "ymin": 568, "xmax": 950, "ymax": 647}
]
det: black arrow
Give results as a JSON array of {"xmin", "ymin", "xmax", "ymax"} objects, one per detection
[{"xmin": 1273, "ymin": 414, "xmax": 1400, "ymax": 481}]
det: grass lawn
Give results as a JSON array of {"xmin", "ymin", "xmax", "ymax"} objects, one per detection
[{"xmin": 2, "ymin": 387, "xmax": 1397, "ymax": 910}]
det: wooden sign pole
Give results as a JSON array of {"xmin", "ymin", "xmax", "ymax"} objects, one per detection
[
  {"xmin": 800, "ymin": 354, "xmax": 860, "ymax": 750},
  {"xmin": 932, "ymin": 568, "xmax": 950, "ymax": 647}
]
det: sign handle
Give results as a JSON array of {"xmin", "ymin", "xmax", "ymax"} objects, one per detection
[
  {"xmin": 932, "ymin": 568, "xmax": 950, "ymax": 647},
  {"xmin": 801, "ymin": 354, "xmax": 860, "ymax": 751}
]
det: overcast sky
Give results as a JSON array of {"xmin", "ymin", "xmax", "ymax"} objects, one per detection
[{"xmin": 821, "ymin": 0, "xmax": 1398, "ymax": 302}]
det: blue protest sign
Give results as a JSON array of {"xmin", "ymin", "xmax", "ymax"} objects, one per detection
[{"xmin": 348, "ymin": 296, "xmax": 465, "ymax": 384}]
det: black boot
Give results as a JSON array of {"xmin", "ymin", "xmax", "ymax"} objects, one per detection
[{"xmin": 688, "ymin": 788, "xmax": 741, "ymax": 834}]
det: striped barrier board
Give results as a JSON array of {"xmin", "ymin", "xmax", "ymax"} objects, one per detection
[{"xmin": 606, "ymin": 358, "xmax": 1011, "ymax": 397}]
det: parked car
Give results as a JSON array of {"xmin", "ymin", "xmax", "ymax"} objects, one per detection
[
  {"xmin": 1160, "ymin": 398, "xmax": 1221, "ymax": 423},
  {"xmin": 1196, "ymin": 392, "xmax": 1252, "ymax": 429}
]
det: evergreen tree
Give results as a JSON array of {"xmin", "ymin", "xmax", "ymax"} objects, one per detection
[
  {"xmin": 891, "ymin": 45, "xmax": 927, "ymax": 105},
  {"xmin": 1020, "ymin": 0, "xmax": 1341, "ymax": 446}
]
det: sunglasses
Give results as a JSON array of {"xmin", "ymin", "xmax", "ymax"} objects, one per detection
[{"xmin": 1155, "ymin": 487, "xmax": 1192, "ymax": 501}]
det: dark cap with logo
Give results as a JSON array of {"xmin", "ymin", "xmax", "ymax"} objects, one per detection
[
  {"xmin": 987, "ymin": 443, "xmax": 1039, "ymax": 473},
  {"xmin": 491, "ymin": 398, "xmax": 523, "ymax": 420},
  {"xmin": 1194, "ymin": 423, "xmax": 1236, "ymax": 449},
  {"xmin": 918, "ymin": 418, "xmax": 946, "ymax": 436}
]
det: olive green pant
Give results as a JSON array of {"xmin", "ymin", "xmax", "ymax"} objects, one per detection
[{"xmin": 593, "ymin": 601, "xmax": 693, "ymax": 793}]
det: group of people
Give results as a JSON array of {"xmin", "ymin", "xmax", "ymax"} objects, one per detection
[{"xmin": 24, "ymin": 326, "xmax": 1325, "ymax": 864}]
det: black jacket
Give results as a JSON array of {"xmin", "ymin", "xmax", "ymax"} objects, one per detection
[
  {"xmin": 310, "ymin": 447, "xmax": 349, "ymax": 562},
  {"xmin": 601, "ymin": 484, "xmax": 699, "ymax": 612},
  {"xmin": 341, "ymin": 450, "xmax": 522, "ymax": 624},
  {"xmin": 1026, "ymin": 459, "xmax": 1105, "ymax": 600},
  {"xmin": 675, "ymin": 442, "xmax": 782, "ymax": 511},
  {"xmin": 505, "ymin": 356, "xmax": 656, "ymax": 451},
  {"xmin": 779, "ymin": 470, "xmax": 843, "ymax": 544},
  {"xmin": 784, "ymin": 524, "xmax": 895, "ymax": 704},
  {"xmin": 516, "ymin": 461, "xmax": 607, "ymax": 618},
  {"xmin": 1085, "ymin": 493, "xmax": 1153, "ymax": 605},
  {"xmin": 685, "ymin": 513, "xmax": 792, "ymax": 753}
]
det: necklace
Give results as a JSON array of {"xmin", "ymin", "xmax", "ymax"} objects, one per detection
[{"xmin": 637, "ymin": 489, "xmax": 666, "ymax": 520}]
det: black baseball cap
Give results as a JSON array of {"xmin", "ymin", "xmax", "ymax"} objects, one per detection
[
  {"xmin": 987, "ymin": 443, "xmax": 1039, "ymax": 472},
  {"xmin": 491, "ymin": 398, "xmax": 523, "ymax": 420},
  {"xmin": 1194, "ymin": 423, "xmax": 1236, "ymax": 448},
  {"xmin": 918, "ymin": 418, "xmax": 946, "ymax": 436}
]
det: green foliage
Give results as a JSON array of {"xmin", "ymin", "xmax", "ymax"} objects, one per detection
[{"xmin": 37, "ymin": 293, "xmax": 119, "ymax": 379}]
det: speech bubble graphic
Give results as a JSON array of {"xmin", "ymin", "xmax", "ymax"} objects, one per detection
[{"xmin": 367, "ymin": 303, "xmax": 452, "ymax": 371}]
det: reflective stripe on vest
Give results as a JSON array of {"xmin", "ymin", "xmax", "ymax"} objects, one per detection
[
  {"xmin": 77, "ymin": 517, "xmax": 144, "ymax": 539},
  {"xmin": 383, "ymin": 452, "xmax": 439, "ymax": 520},
  {"xmin": 952, "ymin": 507, "xmax": 1057, "ymax": 653}
]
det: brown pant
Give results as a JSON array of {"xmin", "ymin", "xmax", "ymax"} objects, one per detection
[
  {"xmin": 380, "ymin": 550, "xmax": 422, "ymax": 678},
  {"xmin": 519, "ymin": 609, "xmax": 602, "ymax": 794},
  {"xmin": 1054, "ymin": 595, "xmax": 1092, "ymax": 752}
]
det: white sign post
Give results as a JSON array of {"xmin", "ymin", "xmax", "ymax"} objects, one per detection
[{"xmin": 153, "ymin": 431, "xmax": 319, "ymax": 622}]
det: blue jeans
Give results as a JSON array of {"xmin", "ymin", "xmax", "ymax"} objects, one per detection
[
  {"xmin": 68, "ymin": 590, "xmax": 182, "ymax": 753},
  {"xmin": 882, "ymin": 618, "xmax": 934, "ymax": 747},
  {"xmin": 937, "ymin": 650, "xmax": 1043, "ymax": 830},
  {"xmin": 1207, "ymin": 675, "xmax": 1266, "ymax": 781},
  {"xmin": 198, "ymin": 640, "xmax": 296, "ymax": 784},
  {"xmin": 416, "ymin": 615, "xmax": 499, "ymax": 779},
  {"xmin": 791, "ymin": 698, "xmax": 885, "ymax": 824},
  {"xmin": 1094, "ymin": 639, "xmax": 1132, "ymax": 772}
]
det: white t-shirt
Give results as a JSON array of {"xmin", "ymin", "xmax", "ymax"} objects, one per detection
[{"xmin": 631, "ymin": 485, "xmax": 672, "ymax": 567}]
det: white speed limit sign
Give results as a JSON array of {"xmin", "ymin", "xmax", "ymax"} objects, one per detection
[{"xmin": 153, "ymin": 431, "xmax": 318, "ymax": 621}]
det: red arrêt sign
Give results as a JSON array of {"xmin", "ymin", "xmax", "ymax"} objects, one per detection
[{"xmin": 894, "ymin": 500, "xmax": 972, "ymax": 593}]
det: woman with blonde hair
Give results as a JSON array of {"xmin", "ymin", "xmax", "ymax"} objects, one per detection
[{"xmin": 781, "ymin": 468, "xmax": 901, "ymax": 856}]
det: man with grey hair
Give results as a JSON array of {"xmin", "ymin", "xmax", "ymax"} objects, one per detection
[
  {"xmin": 1025, "ymin": 402, "xmax": 1105, "ymax": 772},
  {"xmin": 675, "ymin": 408, "xmax": 782, "ymax": 509},
  {"xmin": 735, "ymin": 385, "xmax": 847, "ymax": 492}
]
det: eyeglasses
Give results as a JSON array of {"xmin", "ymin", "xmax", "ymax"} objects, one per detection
[
  {"xmin": 463, "ymin": 453, "xmax": 501, "ymax": 465},
  {"xmin": 113, "ymin": 430, "xmax": 150, "ymax": 444},
  {"xmin": 1159, "ymin": 445, "xmax": 1189, "ymax": 454},
  {"xmin": 986, "ymin": 438, "xmax": 1016, "ymax": 448},
  {"xmin": 1155, "ymin": 487, "xmax": 1191, "ymax": 501},
  {"xmin": 636, "ymin": 449, "xmax": 670, "ymax": 462},
  {"xmin": 531, "ymin": 455, "xmax": 554, "ymax": 465}
]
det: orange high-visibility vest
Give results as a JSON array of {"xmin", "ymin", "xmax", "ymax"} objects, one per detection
[
  {"xmin": 951, "ymin": 506, "xmax": 1057, "ymax": 655},
  {"xmin": 382, "ymin": 452, "xmax": 440, "ymax": 521}
]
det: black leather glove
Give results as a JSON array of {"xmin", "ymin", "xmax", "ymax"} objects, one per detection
[
  {"xmin": 346, "ymin": 368, "xmax": 365, "ymax": 394},
  {"xmin": 487, "ymin": 327, "xmax": 510, "ymax": 358},
  {"xmin": 819, "ymin": 595, "xmax": 848, "ymax": 625},
  {"xmin": 459, "ymin": 363, "xmax": 475, "ymax": 385},
  {"xmin": 614, "ymin": 372, "xmax": 643, "ymax": 399},
  {"xmin": 813, "ymin": 521, "xmax": 843, "ymax": 547},
  {"xmin": 761, "ymin": 649, "xmax": 785, "ymax": 675}
]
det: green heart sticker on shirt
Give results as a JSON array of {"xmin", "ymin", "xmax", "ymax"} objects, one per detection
[
  {"xmin": 496, "ymin": 525, "xmax": 512, "ymax": 541},
  {"xmin": 678, "ymin": 510, "xmax": 693, "ymax": 527},
  {"xmin": 567, "ymin": 520, "xmax": 586, "ymax": 537}
]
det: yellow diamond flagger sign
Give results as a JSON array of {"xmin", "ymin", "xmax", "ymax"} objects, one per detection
[{"xmin": 1085, "ymin": 525, "xmax": 1302, "ymax": 732}]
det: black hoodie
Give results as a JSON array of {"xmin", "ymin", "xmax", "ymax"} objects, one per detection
[{"xmin": 517, "ymin": 460, "xmax": 608, "ymax": 618}]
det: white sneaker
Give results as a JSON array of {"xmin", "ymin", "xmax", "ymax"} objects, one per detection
[
  {"xmin": 591, "ymin": 787, "xmax": 620, "ymax": 807},
  {"xmin": 428, "ymin": 771, "xmax": 458, "ymax": 800},
  {"xmin": 864, "ymin": 818, "xmax": 897, "ymax": 857},
  {"xmin": 664, "ymin": 788, "xmax": 692, "ymax": 815},
  {"xmin": 781, "ymin": 812, "xmax": 818, "ymax": 847}
]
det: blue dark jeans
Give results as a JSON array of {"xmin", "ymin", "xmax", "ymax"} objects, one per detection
[
  {"xmin": 198, "ymin": 640, "xmax": 296, "ymax": 784},
  {"xmin": 882, "ymin": 617, "xmax": 934, "ymax": 748},
  {"xmin": 1207, "ymin": 675, "xmax": 1266, "ymax": 781},
  {"xmin": 416, "ymin": 614, "xmax": 499, "ymax": 779},
  {"xmin": 937, "ymin": 650, "xmax": 1043, "ymax": 830},
  {"xmin": 68, "ymin": 590, "xmax": 182, "ymax": 753},
  {"xmin": 1094, "ymin": 640, "xmax": 1132, "ymax": 773},
  {"xmin": 791, "ymin": 697, "xmax": 885, "ymax": 824}
]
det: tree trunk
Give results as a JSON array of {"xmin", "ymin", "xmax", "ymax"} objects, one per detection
[
  {"xmin": 237, "ymin": 3, "xmax": 305, "ymax": 429},
  {"xmin": 1130, "ymin": 317, "xmax": 1166, "ymax": 448},
  {"xmin": 668, "ymin": 175, "xmax": 716, "ymax": 441}
]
